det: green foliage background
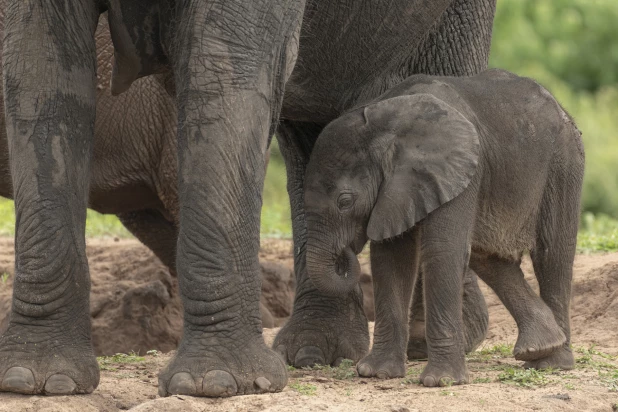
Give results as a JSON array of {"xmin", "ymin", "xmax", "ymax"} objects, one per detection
[{"xmin": 0, "ymin": 0, "xmax": 617, "ymax": 251}]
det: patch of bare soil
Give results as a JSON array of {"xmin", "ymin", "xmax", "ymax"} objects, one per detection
[{"xmin": 0, "ymin": 238, "xmax": 617, "ymax": 411}]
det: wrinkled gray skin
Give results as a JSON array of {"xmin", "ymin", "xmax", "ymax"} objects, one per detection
[
  {"xmin": 0, "ymin": 0, "xmax": 496, "ymax": 397},
  {"xmin": 304, "ymin": 69, "xmax": 585, "ymax": 386},
  {"xmin": 0, "ymin": 12, "xmax": 278, "ymax": 328}
]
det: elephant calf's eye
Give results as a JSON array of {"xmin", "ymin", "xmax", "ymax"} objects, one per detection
[{"xmin": 337, "ymin": 193, "xmax": 355, "ymax": 211}]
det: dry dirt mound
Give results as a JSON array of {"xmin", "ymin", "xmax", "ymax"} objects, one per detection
[{"xmin": 0, "ymin": 238, "xmax": 297, "ymax": 356}]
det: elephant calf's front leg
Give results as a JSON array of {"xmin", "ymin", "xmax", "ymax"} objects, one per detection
[
  {"xmin": 418, "ymin": 198, "xmax": 476, "ymax": 387},
  {"xmin": 357, "ymin": 229, "xmax": 420, "ymax": 379}
]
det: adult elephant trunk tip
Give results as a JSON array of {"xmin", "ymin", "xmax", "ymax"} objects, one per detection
[{"xmin": 306, "ymin": 245, "xmax": 361, "ymax": 297}]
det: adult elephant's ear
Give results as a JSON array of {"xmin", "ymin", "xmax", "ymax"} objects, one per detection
[{"xmin": 366, "ymin": 93, "xmax": 480, "ymax": 241}]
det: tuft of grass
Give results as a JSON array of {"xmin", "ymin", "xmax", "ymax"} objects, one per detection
[
  {"xmin": 467, "ymin": 343, "xmax": 513, "ymax": 362},
  {"xmin": 498, "ymin": 367, "xmax": 555, "ymax": 388},
  {"xmin": 0, "ymin": 272, "xmax": 8, "ymax": 285},
  {"xmin": 289, "ymin": 381, "xmax": 317, "ymax": 396},
  {"xmin": 439, "ymin": 389, "xmax": 456, "ymax": 396},
  {"xmin": 302, "ymin": 359, "xmax": 356, "ymax": 380},
  {"xmin": 97, "ymin": 352, "xmax": 146, "ymax": 371},
  {"xmin": 473, "ymin": 377, "xmax": 492, "ymax": 384}
]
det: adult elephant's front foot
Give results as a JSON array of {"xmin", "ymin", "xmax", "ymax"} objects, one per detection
[
  {"xmin": 0, "ymin": 324, "xmax": 99, "ymax": 395},
  {"xmin": 273, "ymin": 289, "xmax": 369, "ymax": 367},
  {"xmin": 159, "ymin": 337, "xmax": 287, "ymax": 397}
]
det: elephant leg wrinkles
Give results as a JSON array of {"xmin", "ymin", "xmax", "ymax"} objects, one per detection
[{"xmin": 0, "ymin": 0, "xmax": 100, "ymax": 395}]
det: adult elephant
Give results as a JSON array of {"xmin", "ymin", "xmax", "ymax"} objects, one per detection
[{"xmin": 0, "ymin": 0, "xmax": 495, "ymax": 398}]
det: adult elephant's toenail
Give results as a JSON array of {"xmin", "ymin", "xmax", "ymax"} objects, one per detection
[
  {"xmin": 45, "ymin": 374, "xmax": 77, "ymax": 395},
  {"xmin": 294, "ymin": 346, "xmax": 325, "ymax": 368},
  {"xmin": 423, "ymin": 375, "xmax": 437, "ymax": 387},
  {"xmin": 202, "ymin": 370, "xmax": 237, "ymax": 397},
  {"xmin": 357, "ymin": 363, "xmax": 373, "ymax": 377},
  {"xmin": 168, "ymin": 372, "xmax": 196, "ymax": 396},
  {"xmin": 274, "ymin": 345, "xmax": 287, "ymax": 361},
  {"xmin": 2, "ymin": 367, "xmax": 35, "ymax": 394},
  {"xmin": 376, "ymin": 370, "xmax": 390, "ymax": 379},
  {"xmin": 254, "ymin": 377, "xmax": 271, "ymax": 392}
]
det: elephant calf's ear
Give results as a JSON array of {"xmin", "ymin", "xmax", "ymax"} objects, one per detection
[{"xmin": 366, "ymin": 93, "xmax": 480, "ymax": 241}]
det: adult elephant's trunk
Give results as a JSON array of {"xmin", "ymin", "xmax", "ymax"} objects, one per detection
[{"xmin": 306, "ymin": 237, "xmax": 361, "ymax": 297}]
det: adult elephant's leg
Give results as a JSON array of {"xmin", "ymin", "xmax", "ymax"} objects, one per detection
[
  {"xmin": 157, "ymin": 0, "xmax": 304, "ymax": 397},
  {"xmin": 273, "ymin": 120, "xmax": 369, "ymax": 367},
  {"xmin": 117, "ymin": 209, "xmax": 178, "ymax": 275},
  {"xmin": 0, "ymin": 0, "xmax": 100, "ymax": 395},
  {"xmin": 405, "ymin": 0, "xmax": 496, "ymax": 357}
]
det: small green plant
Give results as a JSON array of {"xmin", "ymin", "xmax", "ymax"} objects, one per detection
[
  {"xmin": 0, "ymin": 272, "xmax": 9, "ymax": 284},
  {"xmin": 498, "ymin": 367, "xmax": 554, "ymax": 388},
  {"xmin": 575, "ymin": 346, "xmax": 618, "ymax": 372},
  {"xmin": 564, "ymin": 383, "xmax": 576, "ymax": 390},
  {"xmin": 287, "ymin": 365, "xmax": 296, "ymax": 372},
  {"xmin": 332, "ymin": 359, "xmax": 356, "ymax": 380},
  {"xmin": 146, "ymin": 349, "xmax": 159, "ymax": 357},
  {"xmin": 473, "ymin": 377, "xmax": 492, "ymax": 384},
  {"xmin": 97, "ymin": 352, "xmax": 146, "ymax": 371},
  {"xmin": 439, "ymin": 389, "xmax": 456, "ymax": 396},
  {"xmin": 289, "ymin": 382, "xmax": 317, "ymax": 396}
]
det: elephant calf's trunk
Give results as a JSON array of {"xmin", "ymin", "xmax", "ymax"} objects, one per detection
[{"xmin": 306, "ymin": 245, "xmax": 361, "ymax": 297}]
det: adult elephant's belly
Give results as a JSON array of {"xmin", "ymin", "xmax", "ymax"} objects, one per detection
[{"xmin": 281, "ymin": 0, "xmax": 454, "ymax": 123}]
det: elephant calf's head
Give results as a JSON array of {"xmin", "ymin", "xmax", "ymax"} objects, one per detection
[{"xmin": 304, "ymin": 93, "xmax": 480, "ymax": 296}]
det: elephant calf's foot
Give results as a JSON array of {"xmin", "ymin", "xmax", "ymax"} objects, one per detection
[
  {"xmin": 357, "ymin": 351, "xmax": 406, "ymax": 379},
  {"xmin": 0, "ymin": 325, "xmax": 99, "ymax": 395},
  {"xmin": 523, "ymin": 345, "xmax": 574, "ymax": 370},
  {"xmin": 420, "ymin": 359, "xmax": 469, "ymax": 387},
  {"xmin": 158, "ymin": 337, "xmax": 287, "ymax": 397},
  {"xmin": 273, "ymin": 293, "xmax": 369, "ymax": 367},
  {"xmin": 513, "ymin": 309, "xmax": 566, "ymax": 362}
]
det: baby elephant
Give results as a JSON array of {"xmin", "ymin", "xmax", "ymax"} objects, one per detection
[{"xmin": 303, "ymin": 69, "xmax": 584, "ymax": 386}]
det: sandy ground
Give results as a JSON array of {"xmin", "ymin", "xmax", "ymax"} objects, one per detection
[{"xmin": 0, "ymin": 237, "xmax": 617, "ymax": 411}]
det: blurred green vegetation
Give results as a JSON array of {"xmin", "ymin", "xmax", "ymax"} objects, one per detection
[
  {"xmin": 0, "ymin": 0, "xmax": 617, "ymax": 252},
  {"xmin": 490, "ymin": 0, "xmax": 618, "ymax": 223}
]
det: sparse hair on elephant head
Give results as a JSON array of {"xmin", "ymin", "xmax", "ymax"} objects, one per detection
[{"xmin": 304, "ymin": 93, "xmax": 480, "ymax": 296}]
